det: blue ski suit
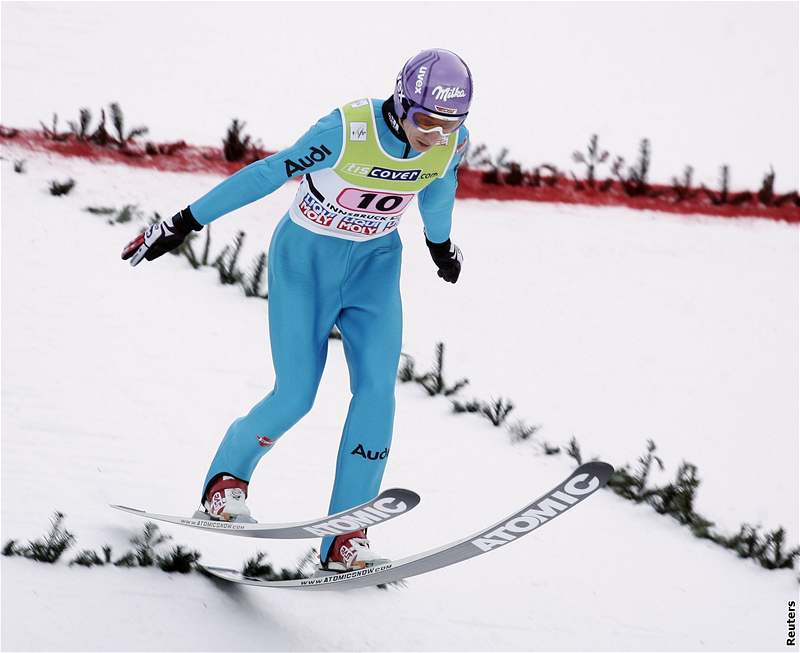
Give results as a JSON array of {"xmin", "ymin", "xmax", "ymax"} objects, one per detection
[{"xmin": 192, "ymin": 99, "xmax": 468, "ymax": 561}]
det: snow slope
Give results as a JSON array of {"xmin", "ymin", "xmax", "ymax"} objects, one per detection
[
  {"xmin": 1, "ymin": 144, "xmax": 797, "ymax": 652},
  {"xmin": 2, "ymin": 2, "xmax": 797, "ymax": 191}
]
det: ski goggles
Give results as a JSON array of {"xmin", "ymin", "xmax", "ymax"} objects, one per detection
[{"xmin": 408, "ymin": 106, "xmax": 465, "ymax": 134}]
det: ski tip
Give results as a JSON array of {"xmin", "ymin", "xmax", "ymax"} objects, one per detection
[
  {"xmin": 380, "ymin": 488, "xmax": 421, "ymax": 504},
  {"xmin": 109, "ymin": 504, "xmax": 145, "ymax": 514},
  {"xmin": 198, "ymin": 564, "xmax": 244, "ymax": 583},
  {"xmin": 573, "ymin": 461, "xmax": 615, "ymax": 485}
]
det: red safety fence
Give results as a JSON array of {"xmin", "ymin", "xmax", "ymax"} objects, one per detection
[{"xmin": 2, "ymin": 128, "xmax": 797, "ymax": 224}]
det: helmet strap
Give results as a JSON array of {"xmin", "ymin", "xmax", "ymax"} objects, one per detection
[
  {"xmin": 400, "ymin": 97, "xmax": 412, "ymax": 122},
  {"xmin": 382, "ymin": 97, "xmax": 409, "ymax": 144}
]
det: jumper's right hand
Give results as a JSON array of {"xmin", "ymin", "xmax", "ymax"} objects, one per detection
[
  {"xmin": 425, "ymin": 235, "xmax": 463, "ymax": 284},
  {"xmin": 121, "ymin": 207, "xmax": 202, "ymax": 267}
]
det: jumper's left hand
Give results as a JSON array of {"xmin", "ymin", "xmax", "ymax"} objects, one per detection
[
  {"xmin": 121, "ymin": 207, "xmax": 202, "ymax": 267},
  {"xmin": 426, "ymin": 237, "xmax": 463, "ymax": 284}
]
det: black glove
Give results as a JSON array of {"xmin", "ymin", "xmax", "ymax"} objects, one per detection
[
  {"xmin": 425, "ymin": 235, "xmax": 463, "ymax": 284},
  {"xmin": 121, "ymin": 206, "xmax": 202, "ymax": 267}
]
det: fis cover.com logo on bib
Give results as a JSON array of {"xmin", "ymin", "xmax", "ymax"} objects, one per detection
[
  {"xmin": 341, "ymin": 163, "xmax": 423, "ymax": 182},
  {"xmin": 368, "ymin": 166, "xmax": 421, "ymax": 181}
]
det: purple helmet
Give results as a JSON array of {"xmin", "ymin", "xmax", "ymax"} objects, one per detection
[{"xmin": 394, "ymin": 48, "xmax": 473, "ymax": 123}]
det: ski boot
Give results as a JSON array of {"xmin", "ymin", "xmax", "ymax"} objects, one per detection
[
  {"xmin": 321, "ymin": 529, "xmax": 390, "ymax": 572},
  {"xmin": 197, "ymin": 474, "xmax": 255, "ymax": 523}
]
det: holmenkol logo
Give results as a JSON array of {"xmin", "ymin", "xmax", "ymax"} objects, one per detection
[
  {"xmin": 368, "ymin": 166, "xmax": 421, "ymax": 181},
  {"xmin": 302, "ymin": 496, "xmax": 408, "ymax": 536},
  {"xmin": 386, "ymin": 110, "xmax": 400, "ymax": 132},
  {"xmin": 469, "ymin": 472, "xmax": 601, "ymax": 552}
]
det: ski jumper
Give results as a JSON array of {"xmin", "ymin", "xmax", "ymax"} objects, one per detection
[{"xmin": 190, "ymin": 98, "xmax": 468, "ymax": 561}]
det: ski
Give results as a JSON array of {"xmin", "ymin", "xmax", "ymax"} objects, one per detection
[
  {"xmin": 110, "ymin": 487, "xmax": 420, "ymax": 539},
  {"xmin": 200, "ymin": 461, "xmax": 613, "ymax": 590}
]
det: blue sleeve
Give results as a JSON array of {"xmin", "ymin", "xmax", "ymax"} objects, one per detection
[
  {"xmin": 189, "ymin": 109, "xmax": 343, "ymax": 225},
  {"xmin": 417, "ymin": 126, "xmax": 469, "ymax": 244}
]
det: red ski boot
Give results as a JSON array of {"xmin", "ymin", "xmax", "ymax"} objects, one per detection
[
  {"xmin": 323, "ymin": 529, "xmax": 390, "ymax": 571},
  {"xmin": 203, "ymin": 474, "xmax": 253, "ymax": 522}
]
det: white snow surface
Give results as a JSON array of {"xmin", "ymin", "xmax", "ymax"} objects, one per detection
[
  {"xmin": 0, "ymin": 145, "xmax": 797, "ymax": 651},
  {"xmin": 1, "ymin": 2, "xmax": 798, "ymax": 192}
]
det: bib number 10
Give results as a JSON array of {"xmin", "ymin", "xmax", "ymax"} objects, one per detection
[{"xmin": 337, "ymin": 188, "xmax": 414, "ymax": 215}]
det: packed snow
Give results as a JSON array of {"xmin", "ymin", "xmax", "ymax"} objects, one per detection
[{"xmin": 1, "ymin": 142, "xmax": 797, "ymax": 651}]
